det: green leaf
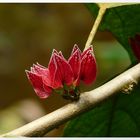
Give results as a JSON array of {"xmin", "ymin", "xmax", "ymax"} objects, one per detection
[
  {"xmin": 63, "ymin": 86, "xmax": 140, "ymax": 136},
  {"xmin": 86, "ymin": 3, "xmax": 140, "ymax": 62}
]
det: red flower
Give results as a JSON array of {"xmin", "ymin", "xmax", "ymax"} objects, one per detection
[
  {"xmin": 129, "ymin": 34, "xmax": 140, "ymax": 61},
  {"xmin": 26, "ymin": 45, "xmax": 97, "ymax": 100}
]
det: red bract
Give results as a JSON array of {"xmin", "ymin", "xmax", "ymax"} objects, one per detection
[
  {"xmin": 26, "ymin": 45, "xmax": 97, "ymax": 100},
  {"xmin": 130, "ymin": 34, "xmax": 140, "ymax": 61},
  {"xmin": 26, "ymin": 64, "xmax": 52, "ymax": 99},
  {"xmin": 80, "ymin": 47, "xmax": 97, "ymax": 84},
  {"xmin": 48, "ymin": 49, "xmax": 74, "ymax": 89},
  {"xmin": 68, "ymin": 45, "xmax": 81, "ymax": 85}
]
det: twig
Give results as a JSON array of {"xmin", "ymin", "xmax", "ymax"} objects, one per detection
[
  {"xmin": 84, "ymin": 6, "xmax": 106, "ymax": 50},
  {"xmin": 1, "ymin": 63, "xmax": 140, "ymax": 137}
]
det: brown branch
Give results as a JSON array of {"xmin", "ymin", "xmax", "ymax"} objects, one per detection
[{"xmin": 1, "ymin": 63, "xmax": 140, "ymax": 137}]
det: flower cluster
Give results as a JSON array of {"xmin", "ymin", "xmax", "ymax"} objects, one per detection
[
  {"xmin": 26, "ymin": 45, "xmax": 97, "ymax": 100},
  {"xmin": 130, "ymin": 34, "xmax": 140, "ymax": 61}
]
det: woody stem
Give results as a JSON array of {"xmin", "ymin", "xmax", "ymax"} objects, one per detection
[{"xmin": 1, "ymin": 63, "xmax": 140, "ymax": 137}]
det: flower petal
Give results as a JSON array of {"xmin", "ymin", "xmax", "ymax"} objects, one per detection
[
  {"xmin": 68, "ymin": 49, "xmax": 81, "ymax": 85},
  {"xmin": 54, "ymin": 53, "xmax": 74, "ymax": 86},
  {"xmin": 48, "ymin": 51, "xmax": 63, "ymax": 89},
  {"xmin": 80, "ymin": 50, "xmax": 97, "ymax": 85},
  {"xmin": 26, "ymin": 71, "xmax": 52, "ymax": 99},
  {"xmin": 48, "ymin": 51, "xmax": 57, "ymax": 79}
]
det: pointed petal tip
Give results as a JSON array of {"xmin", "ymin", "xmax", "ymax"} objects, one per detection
[
  {"xmin": 33, "ymin": 63, "xmax": 36, "ymax": 67},
  {"xmin": 53, "ymin": 48, "xmax": 58, "ymax": 51},
  {"xmin": 82, "ymin": 45, "xmax": 94, "ymax": 57},
  {"xmin": 87, "ymin": 45, "xmax": 93, "ymax": 51},
  {"xmin": 36, "ymin": 62, "xmax": 40, "ymax": 66},
  {"xmin": 74, "ymin": 44, "xmax": 78, "ymax": 48},
  {"xmin": 25, "ymin": 70, "xmax": 30, "ymax": 74},
  {"xmin": 25, "ymin": 70, "xmax": 33, "ymax": 80},
  {"xmin": 25, "ymin": 70, "xmax": 33, "ymax": 75},
  {"xmin": 52, "ymin": 51, "xmax": 65, "ymax": 59},
  {"xmin": 49, "ymin": 50, "xmax": 57, "ymax": 63},
  {"xmin": 59, "ymin": 51, "xmax": 62, "ymax": 55},
  {"xmin": 58, "ymin": 51, "xmax": 64, "ymax": 58},
  {"xmin": 89, "ymin": 49, "xmax": 95, "ymax": 57},
  {"xmin": 33, "ymin": 63, "xmax": 39, "ymax": 68},
  {"xmin": 52, "ymin": 49, "xmax": 59, "ymax": 55},
  {"xmin": 71, "ymin": 44, "xmax": 81, "ymax": 55}
]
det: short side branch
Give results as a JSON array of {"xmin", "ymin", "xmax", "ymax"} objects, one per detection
[
  {"xmin": 1, "ymin": 63, "xmax": 140, "ymax": 137},
  {"xmin": 84, "ymin": 6, "xmax": 106, "ymax": 50}
]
